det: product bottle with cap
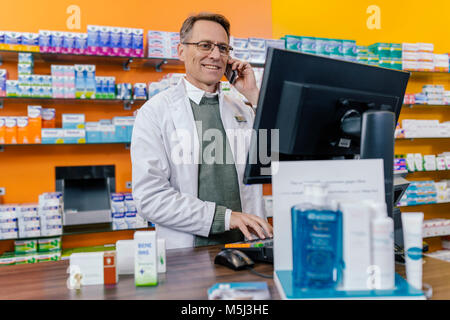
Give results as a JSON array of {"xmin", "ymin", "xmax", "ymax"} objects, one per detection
[
  {"xmin": 291, "ymin": 184, "xmax": 343, "ymax": 289},
  {"xmin": 369, "ymin": 202, "xmax": 395, "ymax": 290}
]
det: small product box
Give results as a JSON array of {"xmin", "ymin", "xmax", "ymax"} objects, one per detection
[
  {"xmin": 39, "ymin": 30, "xmax": 52, "ymax": 53},
  {"xmin": 51, "ymin": 31, "xmax": 64, "ymax": 53},
  {"xmin": 5, "ymin": 117, "xmax": 17, "ymax": 144},
  {"xmin": 84, "ymin": 65, "xmax": 96, "ymax": 99},
  {"xmin": 41, "ymin": 128, "xmax": 65, "ymax": 144},
  {"xmin": 110, "ymin": 27, "xmax": 122, "ymax": 56},
  {"xmin": 120, "ymin": 28, "xmax": 133, "ymax": 56},
  {"xmin": 113, "ymin": 117, "xmax": 129, "ymax": 142},
  {"xmin": 0, "ymin": 117, "xmax": 5, "ymax": 144},
  {"xmin": 99, "ymin": 26, "xmax": 111, "ymax": 56},
  {"xmin": 133, "ymin": 83, "xmax": 147, "ymax": 100},
  {"xmin": 38, "ymin": 237, "xmax": 62, "ymax": 252},
  {"xmin": 74, "ymin": 33, "xmax": 88, "ymax": 55},
  {"xmin": 6, "ymin": 80, "xmax": 19, "ymax": 97},
  {"xmin": 16, "ymin": 116, "xmax": 29, "ymax": 144},
  {"xmin": 27, "ymin": 105, "xmax": 42, "ymax": 143},
  {"xmin": 103, "ymin": 251, "xmax": 118, "ymax": 285},
  {"xmin": 87, "ymin": 25, "xmax": 100, "ymax": 55},
  {"xmin": 63, "ymin": 129, "xmax": 86, "ymax": 144},
  {"xmin": 74, "ymin": 64, "xmax": 86, "ymax": 98},
  {"xmin": 62, "ymin": 32, "xmax": 76, "ymax": 54},
  {"xmin": 95, "ymin": 77, "xmax": 104, "ymax": 99},
  {"xmin": 37, "ymin": 251, "xmax": 61, "ymax": 263},
  {"xmin": 131, "ymin": 28, "xmax": 144, "ymax": 57},
  {"xmin": 62, "ymin": 113, "xmax": 85, "ymax": 129},
  {"xmin": 85, "ymin": 121, "xmax": 101, "ymax": 143},
  {"xmin": 248, "ymin": 38, "xmax": 266, "ymax": 52},
  {"xmin": 99, "ymin": 122, "xmax": 115, "ymax": 143},
  {"xmin": 14, "ymin": 239, "xmax": 38, "ymax": 255}
]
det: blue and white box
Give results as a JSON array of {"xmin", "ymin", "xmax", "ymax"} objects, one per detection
[
  {"xmin": 113, "ymin": 117, "xmax": 129, "ymax": 142},
  {"xmin": 41, "ymin": 128, "xmax": 65, "ymax": 144},
  {"xmin": 85, "ymin": 122, "xmax": 101, "ymax": 143},
  {"xmin": 99, "ymin": 120, "xmax": 115, "ymax": 143},
  {"xmin": 63, "ymin": 129, "xmax": 86, "ymax": 144},
  {"xmin": 133, "ymin": 83, "xmax": 147, "ymax": 100},
  {"xmin": 62, "ymin": 113, "xmax": 85, "ymax": 129}
]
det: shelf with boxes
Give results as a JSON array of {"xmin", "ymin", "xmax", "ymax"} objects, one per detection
[
  {"xmin": 0, "ymin": 105, "xmax": 136, "ymax": 146},
  {"xmin": 0, "ymin": 191, "xmax": 154, "ymax": 242}
]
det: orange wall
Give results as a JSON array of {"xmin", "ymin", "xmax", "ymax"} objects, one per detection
[{"xmin": 0, "ymin": 0, "xmax": 273, "ymax": 204}]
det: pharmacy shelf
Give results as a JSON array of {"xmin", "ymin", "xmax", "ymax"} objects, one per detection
[
  {"xmin": 0, "ymin": 224, "xmax": 155, "ymax": 242},
  {"xmin": 398, "ymin": 200, "xmax": 450, "ymax": 208},
  {"xmin": 0, "ymin": 49, "xmax": 265, "ymax": 72},
  {"xmin": 0, "ymin": 96, "xmax": 145, "ymax": 110},
  {"xmin": 0, "ymin": 142, "xmax": 131, "ymax": 146},
  {"xmin": 403, "ymin": 104, "xmax": 450, "ymax": 109},
  {"xmin": 396, "ymin": 137, "xmax": 450, "ymax": 141}
]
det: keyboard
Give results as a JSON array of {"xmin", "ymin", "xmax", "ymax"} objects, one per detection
[
  {"xmin": 225, "ymin": 237, "xmax": 273, "ymax": 249},
  {"xmin": 224, "ymin": 238, "xmax": 273, "ymax": 263}
]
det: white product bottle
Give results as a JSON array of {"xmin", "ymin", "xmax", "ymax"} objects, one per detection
[{"xmin": 369, "ymin": 202, "xmax": 395, "ymax": 290}]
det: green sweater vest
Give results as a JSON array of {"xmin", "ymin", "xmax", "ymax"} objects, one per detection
[{"xmin": 190, "ymin": 95, "xmax": 244, "ymax": 247}]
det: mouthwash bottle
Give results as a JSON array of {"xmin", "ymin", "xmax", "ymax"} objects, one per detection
[{"xmin": 291, "ymin": 184, "xmax": 343, "ymax": 290}]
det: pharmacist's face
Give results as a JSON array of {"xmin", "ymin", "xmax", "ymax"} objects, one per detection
[{"xmin": 178, "ymin": 20, "xmax": 229, "ymax": 87}]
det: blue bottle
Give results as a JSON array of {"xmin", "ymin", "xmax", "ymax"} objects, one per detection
[{"xmin": 291, "ymin": 184, "xmax": 343, "ymax": 290}]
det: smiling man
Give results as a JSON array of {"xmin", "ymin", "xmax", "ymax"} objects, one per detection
[{"xmin": 131, "ymin": 12, "xmax": 273, "ymax": 249}]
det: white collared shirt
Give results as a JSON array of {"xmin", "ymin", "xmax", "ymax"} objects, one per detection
[{"xmin": 182, "ymin": 77, "xmax": 232, "ymax": 232}]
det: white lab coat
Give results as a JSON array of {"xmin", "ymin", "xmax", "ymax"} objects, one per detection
[{"xmin": 131, "ymin": 79, "xmax": 265, "ymax": 249}]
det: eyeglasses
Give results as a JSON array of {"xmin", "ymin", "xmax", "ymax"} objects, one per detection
[{"xmin": 182, "ymin": 41, "xmax": 233, "ymax": 56}]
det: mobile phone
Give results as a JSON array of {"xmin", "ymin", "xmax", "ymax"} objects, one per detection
[{"xmin": 225, "ymin": 63, "xmax": 238, "ymax": 85}]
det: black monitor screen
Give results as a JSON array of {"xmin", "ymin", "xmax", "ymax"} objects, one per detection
[{"xmin": 244, "ymin": 48, "xmax": 410, "ymax": 184}]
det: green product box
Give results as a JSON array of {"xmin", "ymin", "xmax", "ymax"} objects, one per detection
[
  {"xmin": 379, "ymin": 58, "xmax": 392, "ymax": 68},
  {"xmin": 368, "ymin": 54, "xmax": 380, "ymax": 65},
  {"xmin": 37, "ymin": 251, "xmax": 61, "ymax": 263},
  {"xmin": 326, "ymin": 39, "xmax": 342, "ymax": 56},
  {"xmin": 15, "ymin": 239, "xmax": 38, "ymax": 255},
  {"xmin": 356, "ymin": 46, "xmax": 368, "ymax": 55},
  {"xmin": 390, "ymin": 58, "xmax": 403, "ymax": 70},
  {"xmin": 14, "ymin": 254, "xmax": 36, "ymax": 265},
  {"xmin": 300, "ymin": 36, "xmax": 316, "ymax": 53},
  {"xmin": 369, "ymin": 42, "xmax": 391, "ymax": 58},
  {"xmin": 0, "ymin": 252, "xmax": 16, "ymax": 267},
  {"xmin": 38, "ymin": 237, "xmax": 62, "ymax": 252},
  {"xmin": 356, "ymin": 55, "xmax": 369, "ymax": 64},
  {"xmin": 342, "ymin": 40, "xmax": 357, "ymax": 56},
  {"xmin": 285, "ymin": 35, "xmax": 302, "ymax": 51},
  {"xmin": 390, "ymin": 43, "xmax": 402, "ymax": 59}
]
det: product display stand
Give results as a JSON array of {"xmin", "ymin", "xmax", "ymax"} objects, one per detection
[{"xmin": 274, "ymin": 271, "xmax": 425, "ymax": 300}]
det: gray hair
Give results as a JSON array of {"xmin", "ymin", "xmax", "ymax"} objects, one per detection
[{"xmin": 180, "ymin": 12, "xmax": 230, "ymax": 43}]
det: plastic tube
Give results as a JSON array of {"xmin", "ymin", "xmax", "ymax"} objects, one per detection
[{"xmin": 401, "ymin": 212, "xmax": 424, "ymax": 290}]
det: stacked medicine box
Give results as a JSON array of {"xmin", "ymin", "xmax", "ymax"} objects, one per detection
[
  {"xmin": 367, "ymin": 42, "xmax": 402, "ymax": 70},
  {"xmin": 85, "ymin": 116, "xmax": 135, "ymax": 143},
  {"xmin": 147, "ymin": 31, "xmax": 180, "ymax": 59},
  {"xmin": 231, "ymin": 37, "xmax": 285, "ymax": 64},
  {"xmin": 0, "ymin": 205, "xmax": 18, "ymax": 240},
  {"xmin": 110, "ymin": 193, "xmax": 148, "ymax": 230},
  {"xmin": 38, "ymin": 192, "xmax": 63, "ymax": 236},
  {"xmin": 284, "ymin": 35, "xmax": 357, "ymax": 62},
  {"xmin": 87, "ymin": 25, "xmax": 144, "ymax": 57}
]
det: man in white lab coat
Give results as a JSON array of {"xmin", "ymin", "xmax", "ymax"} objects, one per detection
[{"xmin": 131, "ymin": 12, "xmax": 273, "ymax": 249}]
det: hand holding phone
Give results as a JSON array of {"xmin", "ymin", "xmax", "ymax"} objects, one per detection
[{"xmin": 225, "ymin": 63, "xmax": 238, "ymax": 85}]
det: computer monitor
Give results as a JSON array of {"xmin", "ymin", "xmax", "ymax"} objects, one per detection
[{"xmin": 244, "ymin": 48, "xmax": 410, "ymax": 217}]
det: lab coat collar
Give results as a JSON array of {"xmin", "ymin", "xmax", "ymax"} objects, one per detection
[{"xmin": 182, "ymin": 77, "xmax": 223, "ymax": 105}]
